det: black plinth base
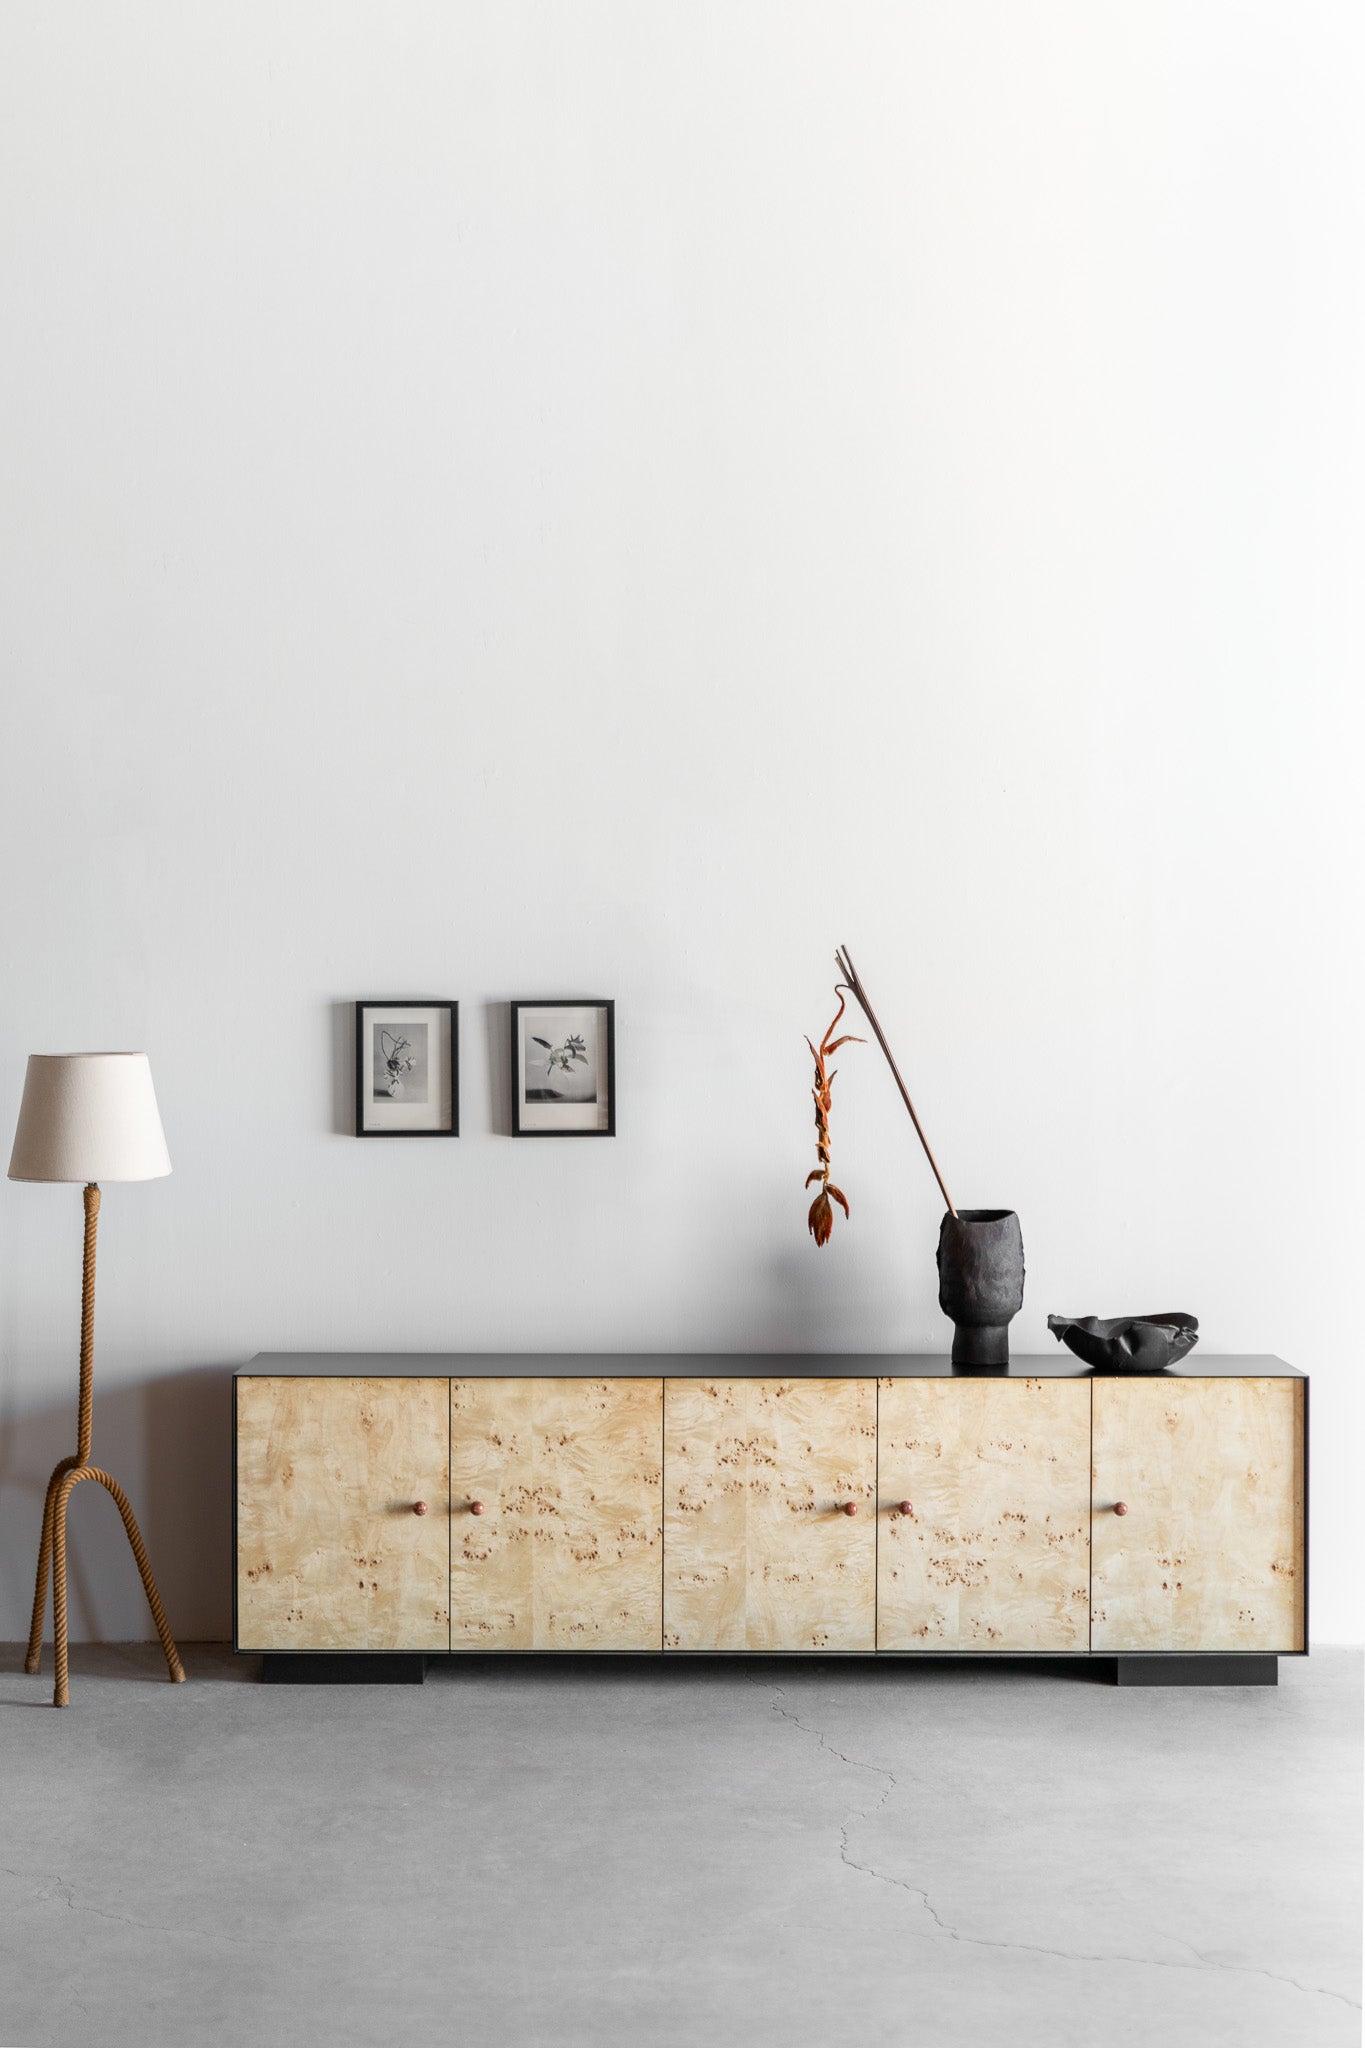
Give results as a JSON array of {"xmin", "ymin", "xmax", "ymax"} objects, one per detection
[
  {"xmin": 259, "ymin": 1654, "xmax": 428, "ymax": 1685},
  {"xmin": 250, "ymin": 1651, "xmax": 1282, "ymax": 1686},
  {"xmin": 1115, "ymin": 1655, "xmax": 1278, "ymax": 1687}
]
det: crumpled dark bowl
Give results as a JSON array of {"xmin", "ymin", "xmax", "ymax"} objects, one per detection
[{"xmin": 1046, "ymin": 1312, "xmax": 1199, "ymax": 1374}]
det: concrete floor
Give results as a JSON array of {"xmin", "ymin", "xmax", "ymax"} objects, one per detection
[{"xmin": 0, "ymin": 1646, "xmax": 1358, "ymax": 2048}]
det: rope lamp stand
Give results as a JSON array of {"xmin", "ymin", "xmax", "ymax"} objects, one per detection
[{"xmin": 9, "ymin": 1055, "xmax": 185, "ymax": 1708}]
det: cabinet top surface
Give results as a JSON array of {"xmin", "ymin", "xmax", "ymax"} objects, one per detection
[{"xmin": 236, "ymin": 1350, "xmax": 1301, "ymax": 1380}]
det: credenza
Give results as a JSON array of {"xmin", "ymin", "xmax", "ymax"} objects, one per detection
[{"xmin": 233, "ymin": 1354, "xmax": 1307, "ymax": 1685}]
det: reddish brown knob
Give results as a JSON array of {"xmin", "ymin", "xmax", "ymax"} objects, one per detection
[
  {"xmin": 413, "ymin": 1501, "xmax": 428, "ymax": 1516},
  {"xmin": 1113, "ymin": 1501, "xmax": 1129, "ymax": 1516},
  {"xmin": 469, "ymin": 1500, "xmax": 486, "ymax": 1516},
  {"xmin": 898, "ymin": 1501, "xmax": 914, "ymax": 1517},
  {"xmin": 842, "ymin": 1502, "xmax": 858, "ymax": 1516}
]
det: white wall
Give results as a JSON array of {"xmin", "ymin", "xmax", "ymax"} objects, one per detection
[{"xmin": 1, "ymin": 4, "xmax": 1361, "ymax": 1643}]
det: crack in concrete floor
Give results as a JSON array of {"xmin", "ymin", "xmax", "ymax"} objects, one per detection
[
  {"xmin": 756, "ymin": 1682, "xmax": 1359, "ymax": 2013},
  {"xmin": 1, "ymin": 1864, "xmax": 275, "ymax": 1952}
]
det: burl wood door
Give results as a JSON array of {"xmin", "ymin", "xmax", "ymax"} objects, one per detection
[
  {"xmin": 877, "ymin": 1377, "xmax": 1091, "ymax": 1651},
  {"xmin": 236, "ymin": 1377, "xmax": 450, "ymax": 1652},
  {"xmin": 449, "ymin": 1378, "xmax": 663, "ymax": 1650},
  {"xmin": 1091, "ymin": 1377, "xmax": 1305, "ymax": 1653},
  {"xmin": 663, "ymin": 1378, "xmax": 876, "ymax": 1651}
]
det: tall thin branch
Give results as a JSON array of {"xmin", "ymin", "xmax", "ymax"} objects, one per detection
[{"xmin": 835, "ymin": 945, "xmax": 957, "ymax": 1217}]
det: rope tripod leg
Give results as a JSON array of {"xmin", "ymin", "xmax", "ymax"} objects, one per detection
[
  {"xmin": 51, "ymin": 1468, "xmax": 82, "ymax": 1708},
  {"xmin": 24, "ymin": 1455, "xmax": 79, "ymax": 1674},
  {"xmin": 90, "ymin": 1469, "xmax": 185, "ymax": 1688},
  {"xmin": 51, "ymin": 1466, "xmax": 184, "ymax": 1706}
]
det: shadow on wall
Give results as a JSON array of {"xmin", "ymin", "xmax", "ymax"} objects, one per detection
[
  {"xmin": 484, "ymin": 1001, "xmax": 512, "ymax": 1137},
  {"xmin": 718, "ymin": 1249, "xmax": 923, "ymax": 1355},
  {"xmin": 330, "ymin": 1000, "xmax": 354, "ymax": 1136},
  {"xmin": 0, "ymin": 1363, "xmax": 234, "ymax": 1643}
]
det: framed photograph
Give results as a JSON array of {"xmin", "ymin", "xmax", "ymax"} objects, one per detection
[
  {"xmin": 354, "ymin": 1001, "xmax": 458, "ymax": 1137},
  {"xmin": 510, "ymin": 1000, "xmax": 615, "ymax": 1137}
]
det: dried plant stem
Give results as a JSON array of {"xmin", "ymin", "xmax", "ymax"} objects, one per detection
[
  {"xmin": 835, "ymin": 945, "xmax": 957, "ymax": 1217},
  {"xmin": 804, "ymin": 987, "xmax": 863, "ymax": 1246}
]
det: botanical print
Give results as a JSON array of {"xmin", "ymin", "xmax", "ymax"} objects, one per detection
[
  {"xmin": 526, "ymin": 1030, "xmax": 597, "ymax": 1104},
  {"xmin": 373, "ymin": 1023, "xmax": 429, "ymax": 1102}
]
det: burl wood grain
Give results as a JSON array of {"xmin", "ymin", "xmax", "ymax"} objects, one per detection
[
  {"xmin": 663, "ymin": 1379, "xmax": 876, "ymax": 1652},
  {"xmin": 1091, "ymin": 1377, "xmax": 1305, "ymax": 1652},
  {"xmin": 876, "ymin": 1377, "xmax": 1091, "ymax": 1651},
  {"xmin": 449, "ymin": 1378, "xmax": 663, "ymax": 1650},
  {"xmin": 236, "ymin": 1377, "xmax": 449, "ymax": 1651}
]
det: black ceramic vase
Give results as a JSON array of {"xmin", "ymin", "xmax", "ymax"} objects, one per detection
[{"xmin": 937, "ymin": 1209, "xmax": 1025, "ymax": 1367}]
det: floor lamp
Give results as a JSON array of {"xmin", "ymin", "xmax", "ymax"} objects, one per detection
[{"xmin": 9, "ymin": 1053, "xmax": 186, "ymax": 1708}]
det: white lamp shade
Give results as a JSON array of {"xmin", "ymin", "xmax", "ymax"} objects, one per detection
[{"xmin": 8, "ymin": 1053, "xmax": 172, "ymax": 1183}]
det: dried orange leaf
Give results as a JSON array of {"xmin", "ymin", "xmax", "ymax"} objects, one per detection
[{"xmin": 807, "ymin": 1189, "xmax": 833, "ymax": 1246}]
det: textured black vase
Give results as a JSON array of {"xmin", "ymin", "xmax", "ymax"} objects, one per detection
[{"xmin": 937, "ymin": 1209, "xmax": 1025, "ymax": 1367}]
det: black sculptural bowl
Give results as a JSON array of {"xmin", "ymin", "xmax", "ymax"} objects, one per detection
[{"xmin": 1047, "ymin": 1312, "xmax": 1199, "ymax": 1374}]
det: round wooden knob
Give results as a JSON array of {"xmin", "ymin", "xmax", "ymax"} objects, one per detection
[
  {"xmin": 898, "ymin": 1501, "xmax": 914, "ymax": 1517},
  {"xmin": 469, "ymin": 1500, "xmax": 486, "ymax": 1516},
  {"xmin": 413, "ymin": 1501, "xmax": 428, "ymax": 1516},
  {"xmin": 1114, "ymin": 1501, "xmax": 1129, "ymax": 1516},
  {"xmin": 842, "ymin": 1502, "xmax": 858, "ymax": 1516}
]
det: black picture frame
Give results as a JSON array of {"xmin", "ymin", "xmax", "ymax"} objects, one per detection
[
  {"xmin": 354, "ymin": 1000, "xmax": 459, "ymax": 1137},
  {"xmin": 510, "ymin": 999, "xmax": 616, "ymax": 1137}
]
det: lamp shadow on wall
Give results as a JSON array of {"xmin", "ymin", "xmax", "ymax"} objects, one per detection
[{"xmin": 0, "ymin": 1363, "xmax": 234, "ymax": 1662}]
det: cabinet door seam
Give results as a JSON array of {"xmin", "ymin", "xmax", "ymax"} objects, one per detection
[
  {"xmin": 873, "ymin": 1375, "xmax": 880, "ymax": 1653},
  {"xmin": 1088, "ymin": 1376, "xmax": 1094, "ymax": 1653}
]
